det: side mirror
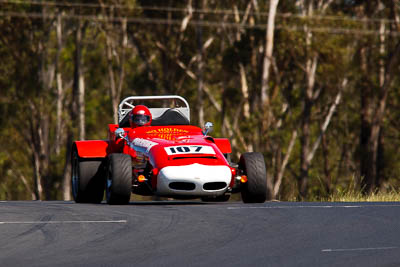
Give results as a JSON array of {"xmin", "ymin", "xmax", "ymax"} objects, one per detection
[
  {"xmin": 115, "ymin": 128, "xmax": 126, "ymax": 140},
  {"xmin": 203, "ymin": 122, "xmax": 214, "ymax": 136}
]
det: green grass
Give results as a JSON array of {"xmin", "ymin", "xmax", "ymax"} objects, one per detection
[
  {"xmin": 320, "ymin": 188, "xmax": 400, "ymax": 202},
  {"xmin": 309, "ymin": 175, "xmax": 400, "ymax": 202}
]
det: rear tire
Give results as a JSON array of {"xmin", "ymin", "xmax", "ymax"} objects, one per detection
[
  {"xmin": 106, "ymin": 153, "xmax": 132, "ymax": 205},
  {"xmin": 239, "ymin": 152, "xmax": 267, "ymax": 203},
  {"xmin": 71, "ymin": 149, "xmax": 105, "ymax": 203}
]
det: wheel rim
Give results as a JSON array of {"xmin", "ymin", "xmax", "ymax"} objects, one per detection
[
  {"xmin": 71, "ymin": 152, "xmax": 79, "ymax": 199},
  {"xmin": 106, "ymin": 162, "xmax": 112, "ymax": 202}
]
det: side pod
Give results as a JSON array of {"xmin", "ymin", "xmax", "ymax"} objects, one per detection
[
  {"xmin": 74, "ymin": 140, "xmax": 110, "ymax": 158},
  {"xmin": 213, "ymin": 138, "xmax": 232, "ymax": 154}
]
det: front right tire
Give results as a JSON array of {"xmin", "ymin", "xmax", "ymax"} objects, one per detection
[{"xmin": 106, "ymin": 153, "xmax": 132, "ymax": 205}]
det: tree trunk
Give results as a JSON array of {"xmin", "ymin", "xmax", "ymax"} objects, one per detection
[
  {"xmin": 359, "ymin": 44, "xmax": 373, "ymax": 192},
  {"xmin": 106, "ymin": 31, "xmax": 118, "ymax": 122},
  {"xmin": 239, "ymin": 63, "xmax": 250, "ymax": 119},
  {"xmin": 62, "ymin": 131, "xmax": 73, "ymax": 200},
  {"xmin": 55, "ymin": 13, "xmax": 64, "ymax": 155},
  {"xmin": 259, "ymin": 0, "xmax": 279, "ymax": 199},
  {"xmin": 73, "ymin": 20, "xmax": 86, "ymax": 140},
  {"xmin": 260, "ymin": 0, "xmax": 279, "ymax": 106},
  {"xmin": 321, "ymin": 132, "xmax": 331, "ymax": 195},
  {"xmin": 376, "ymin": 128, "xmax": 385, "ymax": 190},
  {"xmin": 273, "ymin": 129, "xmax": 297, "ymax": 199},
  {"xmin": 196, "ymin": 0, "xmax": 207, "ymax": 126},
  {"xmin": 299, "ymin": 94, "xmax": 312, "ymax": 198},
  {"xmin": 297, "ymin": 0, "xmax": 336, "ymax": 199},
  {"xmin": 298, "ymin": 44, "xmax": 317, "ymax": 198},
  {"xmin": 105, "ymin": 16, "xmax": 127, "ymax": 123},
  {"xmin": 360, "ymin": 18, "xmax": 400, "ymax": 193}
]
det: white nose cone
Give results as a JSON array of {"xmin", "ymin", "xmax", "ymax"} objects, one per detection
[{"xmin": 157, "ymin": 163, "xmax": 232, "ymax": 197}]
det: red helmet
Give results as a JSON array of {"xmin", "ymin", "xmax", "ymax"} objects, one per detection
[{"xmin": 129, "ymin": 105, "xmax": 152, "ymax": 128}]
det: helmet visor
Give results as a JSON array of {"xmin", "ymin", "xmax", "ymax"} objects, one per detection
[{"xmin": 133, "ymin": 114, "xmax": 150, "ymax": 126}]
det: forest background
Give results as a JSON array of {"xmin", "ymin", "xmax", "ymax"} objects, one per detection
[{"xmin": 1, "ymin": 0, "xmax": 400, "ymax": 201}]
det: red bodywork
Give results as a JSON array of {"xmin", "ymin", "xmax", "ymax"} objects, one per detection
[{"xmin": 73, "ymin": 124, "xmax": 235, "ymax": 193}]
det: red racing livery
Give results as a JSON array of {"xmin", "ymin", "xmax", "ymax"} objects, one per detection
[{"xmin": 71, "ymin": 95, "xmax": 267, "ymax": 204}]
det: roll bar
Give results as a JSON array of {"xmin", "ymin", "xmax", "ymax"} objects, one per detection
[{"xmin": 118, "ymin": 95, "xmax": 190, "ymax": 123}]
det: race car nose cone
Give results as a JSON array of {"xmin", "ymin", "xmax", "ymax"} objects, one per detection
[{"xmin": 156, "ymin": 163, "xmax": 231, "ymax": 196}]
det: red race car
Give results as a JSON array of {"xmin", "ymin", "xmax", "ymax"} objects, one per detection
[{"xmin": 71, "ymin": 95, "xmax": 267, "ymax": 204}]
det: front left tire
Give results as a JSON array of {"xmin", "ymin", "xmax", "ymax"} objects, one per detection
[{"xmin": 239, "ymin": 152, "xmax": 268, "ymax": 203}]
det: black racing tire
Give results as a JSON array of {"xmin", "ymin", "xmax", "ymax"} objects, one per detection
[
  {"xmin": 239, "ymin": 152, "xmax": 267, "ymax": 203},
  {"xmin": 106, "ymin": 153, "xmax": 132, "ymax": 205},
  {"xmin": 71, "ymin": 149, "xmax": 105, "ymax": 203},
  {"xmin": 201, "ymin": 194, "xmax": 231, "ymax": 202}
]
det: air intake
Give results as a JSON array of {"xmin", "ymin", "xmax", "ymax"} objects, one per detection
[
  {"xmin": 169, "ymin": 182, "xmax": 196, "ymax": 191},
  {"xmin": 203, "ymin": 182, "xmax": 227, "ymax": 191}
]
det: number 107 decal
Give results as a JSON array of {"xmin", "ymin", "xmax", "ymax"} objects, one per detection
[{"xmin": 165, "ymin": 145, "xmax": 215, "ymax": 155}]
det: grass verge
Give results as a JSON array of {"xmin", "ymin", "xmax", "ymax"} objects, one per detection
[{"xmin": 322, "ymin": 189, "xmax": 400, "ymax": 202}]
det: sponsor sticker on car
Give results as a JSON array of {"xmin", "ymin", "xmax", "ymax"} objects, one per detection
[
  {"xmin": 131, "ymin": 138, "xmax": 158, "ymax": 152},
  {"xmin": 164, "ymin": 145, "xmax": 215, "ymax": 155}
]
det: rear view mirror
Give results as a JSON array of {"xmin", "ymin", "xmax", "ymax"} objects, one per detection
[
  {"xmin": 203, "ymin": 122, "xmax": 214, "ymax": 136},
  {"xmin": 115, "ymin": 128, "xmax": 126, "ymax": 140}
]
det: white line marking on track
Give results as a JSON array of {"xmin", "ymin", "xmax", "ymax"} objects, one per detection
[
  {"xmin": 322, "ymin": 247, "xmax": 399, "ymax": 252},
  {"xmin": 0, "ymin": 220, "xmax": 127, "ymax": 225},
  {"xmin": 227, "ymin": 204, "xmax": 400, "ymax": 210}
]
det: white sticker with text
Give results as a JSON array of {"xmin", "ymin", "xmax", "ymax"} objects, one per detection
[
  {"xmin": 132, "ymin": 138, "xmax": 158, "ymax": 152},
  {"xmin": 164, "ymin": 145, "xmax": 215, "ymax": 155}
]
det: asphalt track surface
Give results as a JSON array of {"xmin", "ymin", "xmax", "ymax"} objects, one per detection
[{"xmin": 1, "ymin": 201, "xmax": 400, "ymax": 267}]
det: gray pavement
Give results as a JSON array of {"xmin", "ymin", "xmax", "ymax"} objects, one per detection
[{"xmin": 1, "ymin": 201, "xmax": 400, "ymax": 267}]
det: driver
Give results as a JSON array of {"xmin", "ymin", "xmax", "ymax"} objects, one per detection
[{"xmin": 129, "ymin": 105, "xmax": 152, "ymax": 128}]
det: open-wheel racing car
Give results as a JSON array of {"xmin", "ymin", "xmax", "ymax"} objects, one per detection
[{"xmin": 71, "ymin": 95, "xmax": 268, "ymax": 204}]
